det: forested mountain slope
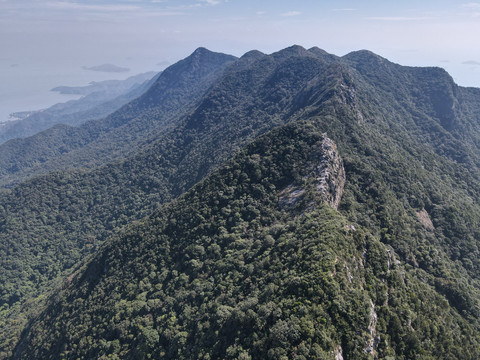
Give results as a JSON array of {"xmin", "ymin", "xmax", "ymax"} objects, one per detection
[
  {"xmin": 342, "ymin": 50, "xmax": 480, "ymax": 167},
  {"xmin": 0, "ymin": 48, "xmax": 236, "ymax": 187},
  {"xmin": 0, "ymin": 46, "xmax": 342, "ymax": 356},
  {"xmin": 2, "ymin": 45, "xmax": 480, "ymax": 358},
  {"xmin": 13, "ymin": 121, "xmax": 480, "ymax": 359}
]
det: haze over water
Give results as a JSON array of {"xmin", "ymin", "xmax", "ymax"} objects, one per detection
[{"xmin": 0, "ymin": 59, "xmax": 158, "ymax": 123}]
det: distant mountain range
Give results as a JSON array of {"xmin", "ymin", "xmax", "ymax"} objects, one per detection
[
  {"xmin": 82, "ymin": 64, "xmax": 130, "ymax": 73},
  {"xmin": 50, "ymin": 74, "xmax": 157, "ymax": 95},
  {"xmin": 0, "ymin": 72, "xmax": 157, "ymax": 146},
  {"xmin": 2, "ymin": 45, "xmax": 480, "ymax": 359}
]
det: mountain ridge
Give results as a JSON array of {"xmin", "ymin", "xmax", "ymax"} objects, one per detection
[{"xmin": 2, "ymin": 45, "xmax": 480, "ymax": 358}]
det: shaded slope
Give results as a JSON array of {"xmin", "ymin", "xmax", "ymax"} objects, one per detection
[
  {"xmin": 13, "ymin": 122, "xmax": 480, "ymax": 359},
  {"xmin": 342, "ymin": 50, "xmax": 480, "ymax": 166},
  {"xmin": 334, "ymin": 50, "xmax": 480, "ymax": 287}
]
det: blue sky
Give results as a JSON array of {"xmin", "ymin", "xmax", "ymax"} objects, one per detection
[{"xmin": 1, "ymin": 0, "xmax": 480, "ymax": 87}]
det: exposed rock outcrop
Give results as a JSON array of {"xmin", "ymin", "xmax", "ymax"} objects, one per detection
[
  {"xmin": 334, "ymin": 345, "xmax": 344, "ymax": 360},
  {"xmin": 416, "ymin": 208, "xmax": 435, "ymax": 232},
  {"xmin": 279, "ymin": 135, "xmax": 345, "ymax": 210},
  {"xmin": 364, "ymin": 299, "xmax": 380, "ymax": 356}
]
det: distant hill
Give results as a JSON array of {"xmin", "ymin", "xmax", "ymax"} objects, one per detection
[
  {"xmin": 82, "ymin": 64, "xmax": 130, "ymax": 73},
  {"xmin": 0, "ymin": 72, "xmax": 157, "ymax": 145},
  {"xmin": 50, "ymin": 72, "xmax": 156, "ymax": 95}
]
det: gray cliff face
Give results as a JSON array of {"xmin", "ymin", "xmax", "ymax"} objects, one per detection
[
  {"xmin": 279, "ymin": 134, "xmax": 345, "ymax": 211},
  {"xmin": 312, "ymin": 135, "xmax": 345, "ymax": 209},
  {"xmin": 364, "ymin": 299, "xmax": 379, "ymax": 356}
]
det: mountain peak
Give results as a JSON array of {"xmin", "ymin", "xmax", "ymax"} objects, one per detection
[
  {"xmin": 240, "ymin": 49, "xmax": 265, "ymax": 60},
  {"xmin": 308, "ymin": 47, "xmax": 339, "ymax": 62},
  {"xmin": 230, "ymin": 49, "xmax": 267, "ymax": 69},
  {"xmin": 192, "ymin": 46, "xmax": 211, "ymax": 55},
  {"xmin": 342, "ymin": 49, "xmax": 389, "ymax": 65},
  {"xmin": 184, "ymin": 47, "xmax": 237, "ymax": 64},
  {"xmin": 308, "ymin": 46, "xmax": 329, "ymax": 55},
  {"xmin": 270, "ymin": 44, "xmax": 309, "ymax": 59},
  {"xmin": 285, "ymin": 44, "xmax": 307, "ymax": 52}
]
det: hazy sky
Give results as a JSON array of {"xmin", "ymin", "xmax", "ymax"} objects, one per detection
[{"xmin": 1, "ymin": 0, "xmax": 480, "ymax": 87}]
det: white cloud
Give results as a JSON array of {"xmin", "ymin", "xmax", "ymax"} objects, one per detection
[
  {"xmin": 460, "ymin": 3, "xmax": 480, "ymax": 17},
  {"xmin": 45, "ymin": 1, "xmax": 140, "ymax": 12},
  {"xmin": 462, "ymin": 3, "xmax": 480, "ymax": 9},
  {"xmin": 463, "ymin": 60, "xmax": 480, "ymax": 65},
  {"xmin": 282, "ymin": 11, "xmax": 301, "ymax": 17},
  {"xmin": 27, "ymin": 1, "xmax": 186, "ymax": 19},
  {"xmin": 198, "ymin": 0, "xmax": 222, "ymax": 5},
  {"xmin": 366, "ymin": 16, "xmax": 432, "ymax": 21},
  {"xmin": 332, "ymin": 8, "xmax": 356, "ymax": 12},
  {"xmin": 137, "ymin": 11, "xmax": 185, "ymax": 17}
]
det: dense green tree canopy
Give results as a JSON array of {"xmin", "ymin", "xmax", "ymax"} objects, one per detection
[{"xmin": 2, "ymin": 45, "xmax": 480, "ymax": 359}]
